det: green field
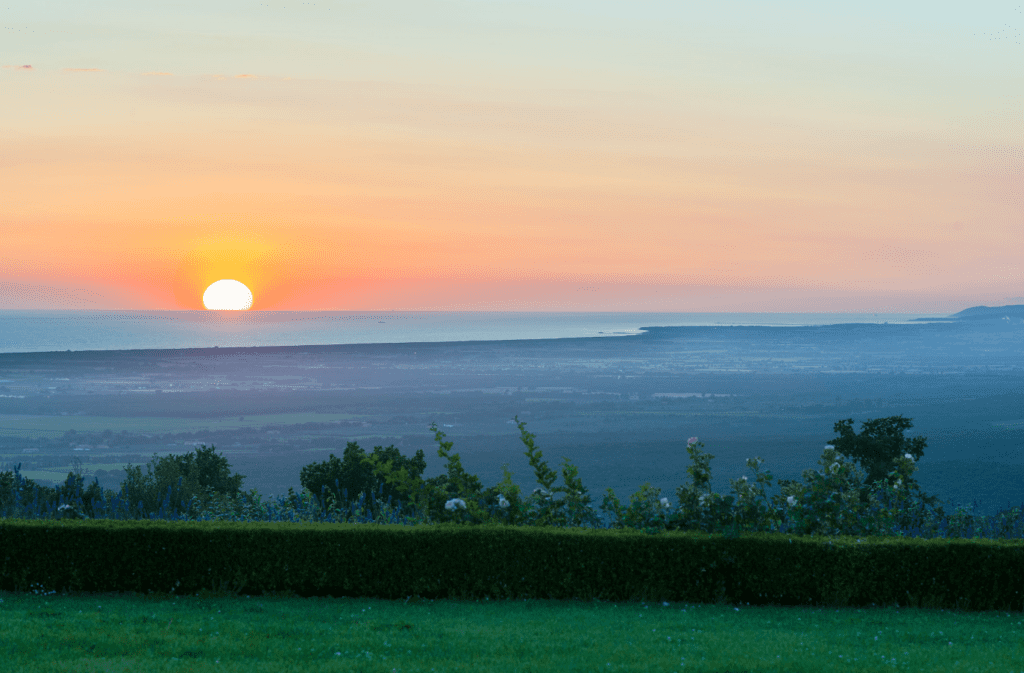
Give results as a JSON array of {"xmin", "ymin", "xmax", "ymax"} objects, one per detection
[
  {"xmin": 10, "ymin": 464, "xmax": 138, "ymax": 485},
  {"xmin": 1, "ymin": 587, "xmax": 1020, "ymax": 672}
]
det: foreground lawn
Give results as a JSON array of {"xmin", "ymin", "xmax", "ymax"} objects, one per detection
[{"xmin": 1, "ymin": 587, "xmax": 1021, "ymax": 672}]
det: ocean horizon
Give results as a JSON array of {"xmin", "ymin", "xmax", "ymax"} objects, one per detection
[{"xmin": 0, "ymin": 310, "xmax": 952, "ymax": 355}]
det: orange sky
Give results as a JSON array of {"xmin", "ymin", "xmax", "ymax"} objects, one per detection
[{"xmin": 2, "ymin": 2, "xmax": 1021, "ymax": 312}]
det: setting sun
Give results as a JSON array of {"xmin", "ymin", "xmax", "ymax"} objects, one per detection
[{"xmin": 202, "ymin": 279, "xmax": 253, "ymax": 310}]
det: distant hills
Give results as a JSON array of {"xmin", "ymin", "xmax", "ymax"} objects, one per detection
[
  {"xmin": 949, "ymin": 304, "xmax": 1024, "ymax": 320},
  {"xmin": 907, "ymin": 303, "xmax": 1024, "ymax": 323}
]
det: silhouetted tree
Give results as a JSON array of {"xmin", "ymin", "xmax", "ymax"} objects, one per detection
[
  {"xmin": 299, "ymin": 441, "xmax": 431, "ymax": 514},
  {"xmin": 117, "ymin": 444, "xmax": 246, "ymax": 518},
  {"xmin": 828, "ymin": 415, "xmax": 945, "ymax": 514}
]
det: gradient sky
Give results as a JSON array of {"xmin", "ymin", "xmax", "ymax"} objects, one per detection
[{"xmin": 2, "ymin": 1, "xmax": 1021, "ymax": 312}]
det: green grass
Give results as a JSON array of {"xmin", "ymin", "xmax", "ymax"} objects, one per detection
[
  {"xmin": 4, "ymin": 425, "xmax": 1024, "ymax": 671},
  {"xmin": 1, "ymin": 585, "xmax": 1021, "ymax": 672}
]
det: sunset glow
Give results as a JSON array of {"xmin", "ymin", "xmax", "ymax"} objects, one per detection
[{"xmin": 2, "ymin": 2, "xmax": 1021, "ymax": 312}]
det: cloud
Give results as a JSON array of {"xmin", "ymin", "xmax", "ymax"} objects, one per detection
[
  {"xmin": 142, "ymin": 71, "xmax": 173, "ymax": 76},
  {"xmin": 64, "ymin": 68, "xmax": 102, "ymax": 72},
  {"xmin": 234, "ymin": 74, "xmax": 257, "ymax": 79},
  {"xmin": 2, "ymin": 65, "xmax": 32, "ymax": 70}
]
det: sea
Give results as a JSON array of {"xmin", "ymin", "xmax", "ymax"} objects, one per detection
[{"xmin": 0, "ymin": 310, "xmax": 951, "ymax": 354}]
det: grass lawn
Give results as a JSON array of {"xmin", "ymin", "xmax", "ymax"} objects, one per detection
[{"xmin": 1, "ymin": 586, "xmax": 1021, "ymax": 672}]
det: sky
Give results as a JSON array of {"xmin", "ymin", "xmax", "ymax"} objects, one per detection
[{"xmin": 1, "ymin": 1, "xmax": 1021, "ymax": 312}]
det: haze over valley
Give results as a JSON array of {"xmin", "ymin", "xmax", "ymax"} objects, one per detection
[{"xmin": 2, "ymin": 315, "xmax": 1023, "ymax": 520}]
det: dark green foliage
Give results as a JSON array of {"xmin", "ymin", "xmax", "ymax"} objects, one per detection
[
  {"xmin": 426, "ymin": 422, "xmax": 486, "ymax": 499},
  {"xmin": 0, "ymin": 414, "xmax": 979, "ymax": 534},
  {"xmin": 177, "ymin": 444, "xmax": 246, "ymax": 498},
  {"xmin": 298, "ymin": 441, "xmax": 431, "ymax": 513},
  {"xmin": 514, "ymin": 416, "xmax": 602, "ymax": 529},
  {"xmin": 0, "ymin": 466, "xmax": 55, "ymax": 515},
  {"xmin": 54, "ymin": 472, "xmax": 109, "ymax": 517},
  {"xmin": 0, "ymin": 465, "xmax": 112, "ymax": 519},
  {"xmin": 117, "ymin": 444, "xmax": 245, "ymax": 517},
  {"xmin": 829, "ymin": 415, "xmax": 946, "ymax": 515},
  {"xmin": 351, "ymin": 424, "xmax": 515, "ymax": 524},
  {"xmin": 0, "ymin": 446, "xmax": 244, "ymax": 520}
]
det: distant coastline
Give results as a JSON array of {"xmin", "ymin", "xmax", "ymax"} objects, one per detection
[
  {"xmin": 909, "ymin": 304, "xmax": 1024, "ymax": 322},
  {"xmin": 0, "ymin": 311, "xmax": 952, "ymax": 355}
]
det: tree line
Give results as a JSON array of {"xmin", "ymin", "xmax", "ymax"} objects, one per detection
[{"xmin": 0, "ymin": 415, "xmax": 946, "ymax": 524}]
